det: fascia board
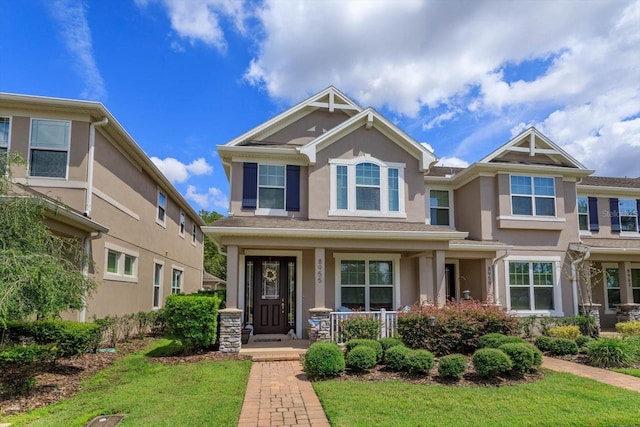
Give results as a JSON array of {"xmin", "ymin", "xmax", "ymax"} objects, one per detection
[{"xmin": 577, "ymin": 185, "xmax": 640, "ymax": 197}]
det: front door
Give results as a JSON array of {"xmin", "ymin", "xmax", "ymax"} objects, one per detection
[
  {"xmin": 445, "ymin": 263, "xmax": 457, "ymax": 301},
  {"xmin": 250, "ymin": 257, "xmax": 294, "ymax": 334}
]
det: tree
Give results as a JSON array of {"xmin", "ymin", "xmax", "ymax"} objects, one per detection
[
  {"xmin": 0, "ymin": 153, "xmax": 96, "ymax": 325},
  {"xmin": 199, "ymin": 209, "xmax": 226, "ymax": 280}
]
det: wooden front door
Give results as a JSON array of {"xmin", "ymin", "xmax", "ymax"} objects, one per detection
[{"xmin": 251, "ymin": 257, "xmax": 293, "ymax": 334}]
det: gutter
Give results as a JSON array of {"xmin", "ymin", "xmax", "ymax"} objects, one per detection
[
  {"xmin": 85, "ymin": 117, "xmax": 109, "ymax": 217},
  {"xmin": 80, "ymin": 231, "xmax": 104, "ymax": 322},
  {"xmin": 491, "ymin": 248, "xmax": 511, "ymax": 305}
]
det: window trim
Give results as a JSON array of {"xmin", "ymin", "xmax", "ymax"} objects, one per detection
[
  {"xmin": 152, "ymin": 259, "xmax": 164, "ymax": 309},
  {"xmin": 191, "ymin": 223, "xmax": 197, "ymax": 246},
  {"xmin": 334, "ymin": 253, "xmax": 401, "ymax": 311},
  {"xmin": 504, "ymin": 256, "xmax": 562, "ymax": 316},
  {"xmin": 256, "ymin": 163, "xmax": 287, "ymax": 216},
  {"xmin": 171, "ymin": 265, "xmax": 184, "ymax": 295},
  {"xmin": 603, "ymin": 263, "xmax": 621, "ymax": 314},
  {"xmin": 0, "ymin": 116, "xmax": 11, "ymax": 151},
  {"xmin": 577, "ymin": 196, "xmax": 590, "ymax": 236},
  {"xmin": 103, "ymin": 242, "xmax": 139, "ymax": 283},
  {"xmin": 156, "ymin": 188, "xmax": 167, "ymax": 227},
  {"xmin": 427, "ymin": 187, "xmax": 454, "ymax": 227},
  {"xmin": 329, "ymin": 156, "xmax": 406, "ymax": 218},
  {"xmin": 179, "ymin": 210, "xmax": 185, "ymax": 237},
  {"xmin": 618, "ymin": 198, "xmax": 639, "ymax": 236},
  {"xmin": 28, "ymin": 118, "xmax": 71, "ymax": 180},
  {"xmin": 509, "ymin": 175, "xmax": 556, "ymax": 217}
]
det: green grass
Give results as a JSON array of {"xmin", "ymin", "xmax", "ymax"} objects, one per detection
[
  {"xmin": 313, "ymin": 372, "xmax": 640, "ymax": 427},
  {"xmin": 613, "ymin": 368, "xmax": 640, "ymax": 378},
  {"xmin": 2, "ymin": 339, "xmax": 251, "ymax": 427}
]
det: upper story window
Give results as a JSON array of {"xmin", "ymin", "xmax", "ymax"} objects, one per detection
[
  {"xmin": 179, "ymin": 211, "xmax": 185, "ymax": 236},
  {"xmin": 330, "ymin": 156, "xmax": 405, "ymax": 218},
  {"xmin": 258, "ymin": 164, "xmax": 285, "ymax": 210},
  {"xmin": 241, "ymin": 162, "xmax": 300, "ymax": 216},
  {"xmin": 619, "ymin": 199, "xmax": 638, "ymax": 232},
  {"xmin": 510, "ymin": 175, "xmax": 555, "ymax": 216},
  {"xmin": 192, "ymin": 223, "xmax": 197, "ymax": 244},
  {"xmin": 0, "ymin": 117, "xmax": 9, "ymax": 155},
  {"xmin": 157, "ymin": 190, "xmax": 167, "ymax": 225},
  {"xmin": 578, "ymin": 196, "xmax": 589, "ymax": 231},
  {"xmin": 428, "ymin": 189, "xmax": 452, "ymax": 226},
  {"xmin": 29, "ymin": 119, "xmax": 70, "ymax": 178}
]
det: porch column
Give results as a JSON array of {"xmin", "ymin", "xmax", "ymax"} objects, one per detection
[
  {"xmin": 619, "ymin": 262, "xmax": 633, "ymax": 304},
  {"xmin": 226, "ymin": 245, "xmax": 239, "ymax": 309},
  {"xmin": 433, "ymin": 250, "xmax": 446, "ymax": 307},
  {"xmin": 419, "ymin": 255, "xmax": 435, "ymax": 304},
  {"xmin": 314, "ymin": 247, "xmax": 327, "ymax": 309},
  {"xmin": 481, "ymin": 258, "xmax": 493, "ymax": 303}
]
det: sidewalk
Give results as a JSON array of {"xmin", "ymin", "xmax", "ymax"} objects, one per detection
[
  {"xmin": 237, "ymin": 360, "xmax": 330, "ymax": 427},
  {"xmin": 543, "ymin": 356, "xmax": 640, "ymax": 392}
]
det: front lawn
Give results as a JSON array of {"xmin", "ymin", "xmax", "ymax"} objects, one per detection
[
  {"xmin": 613, "ymin": 368, "xmax": 640, "ymax": 378},
  {"xmin": 314, "ymin": 371, "xmax": 640, "ymax": 427},
  {"xmin": 2, "ymin": 339, "xmax": 251, "ymax": 427}
]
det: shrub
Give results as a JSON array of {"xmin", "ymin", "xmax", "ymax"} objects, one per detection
[
  {"xmin": 304, "ymin": 342, "xmax": 345, "ymax": 378},
  {"xmin": 437, "ymin": 354, "xmax": 467, "ymax": 380},
  {"xmin": 575, "ymin": 335, "xmax": 593, "ymax": 352},
  {"xmin": 626, "ymin": 336, "xmax": 640, "ymax": 360},
  {"xmin": 478, "ymin": 333, "xmax": 525, "ymax": 349},
  {"xmin": 340, "ymin": 316, "xmax": 382, "ymax": 341},
  {"xmin": 404, "ymin": 349, "xmax": 435, "ymax": 374},
  {"xmin": 498, "ymin": 343, "xmax": 539, "ymax": 375},
  {"xmin": 472, "ymin": 348, "xmax": 513, "ymax": 378},
  {"xmin": 587, "ymin": 338, "xmax": 635, "ymax": 368},
  {"xmin": 0, "ymin": 344, "xmax": 56, "ymax": 394},
  {"xmin": 384, "ymin": 345, "xmax": 411, "ymax": 371},
  {"xmin": 345, "ymin": 339, "xmax": 383, "ymax": 362},
  {"xmin": 6, "ymin": 321, "xmax": 101, "ymax": 358},
  {"xmin": 616, "ymin": 321, "xmax": 640, "ymax": 338},
  {"xmin": 397, "ymin": 300, "xmax": 518, "ymax": 355},
  {"xmin": 150, "ymin": 309, "xmax": 167, "ymax": 336},
  {"xmin": 548, "ymin": 325, "xmax": 580, "ymax": 340},
  {"xmin": 135, "ymin": 311, "xmax": 153, "ymax": 340},
  {"xmin": 346, "ymin": 346, "xmax": 377, "ymax": 372},
  {"xmin": 550, "ymin": 338, "xmax": 579, "ymax": 356},
  {"xmin": 535, "ymin": 335, "xmax": 554, "ymax": 352},
  {"xmin": 164, "ymin": 294, "xmax": 221, "ymax": 352},
  {"xmin": 378, "ymin": 337, "xmax": 404, "ymax": 353}
]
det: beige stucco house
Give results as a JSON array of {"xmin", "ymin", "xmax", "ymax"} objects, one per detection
[
  {"xmin": 0, "ymin": 93, "xmax": 205, "ymax": 320},
  {"xmin": 205, "ymin": 86, "xmax": 640, "ymax": 341}
]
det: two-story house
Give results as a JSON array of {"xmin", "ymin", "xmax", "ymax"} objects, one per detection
[
  {"xmin": 0, "ymin": 93, "xmax": 205, "ymax": 320},
  {"xmin": 204, "ymin": 86, "xmax": 639, "ymax": 342}
]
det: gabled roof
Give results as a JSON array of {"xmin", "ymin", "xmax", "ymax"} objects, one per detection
[
  {"xmin": 479, "ymin": 127, "xmax": 587, "ymax": 169},
  {"xmin": 299, "ymin": 107, "xmax": 437, "ymax": 171}
]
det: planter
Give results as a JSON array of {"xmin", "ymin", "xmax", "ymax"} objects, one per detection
[{"xmin": 241, "ymin": 328, "xmax": 251, "ymax": 345}]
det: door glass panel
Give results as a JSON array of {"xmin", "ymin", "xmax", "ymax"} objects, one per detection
[
  {"xmin": 261, "ymin": 261, "xmax": 280, "ymax": 299},
  {"xmin": 245, "ymin": 261, "xmax": 253, "ymax": 324},
  {"xmin": 288, "ymin": 261, "xmax": 295, "ymax": 327}
]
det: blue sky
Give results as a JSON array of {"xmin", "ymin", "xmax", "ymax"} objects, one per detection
[{"xmin": 1, "ymin": 0, "xmax": 638, "ymax": 214}]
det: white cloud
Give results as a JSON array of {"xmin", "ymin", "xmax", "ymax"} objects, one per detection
[
  {"xmin": 436, "ymin": 157, "xmax": 469, "ymax": 168},
  {"xmin": 420, "ymin": 142, "xmax": 434, "ymax": 153},
  {"xmin": 186, "ymin": 185, "xmax": 229, "ymax": 211},
  {"xmin": 49, "ymin": 0, "xmax": 106, "ymax": 100},
  {"xmin": 151, "ymin": 157, "xmax": 213, "ymax": 183}
]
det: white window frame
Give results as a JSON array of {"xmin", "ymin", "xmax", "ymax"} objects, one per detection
[
  {"xmin": 0, "ymin": 116, "xmax": 11, "ymax": 153},
  {"xmin": 191, "ymin": 223, "xmax": 197, "ymax": 245},
  {"xmin": 28, "ymin": 118, "xmax": 71, "ymax": 180},
  {"xmin": 156, "ymin": 188, "xmax": 167, "ymax": 227},
  {"xmin": 426, "ymin": 187, "xmax": 454, "ymax": 227},
  {"xmin": 504, "ymin": 256, "xmax": 562, "ymax": 316},
  {"xmin": 603, "ymin": 263, "xmax": 621, "ymax": 314},
  {"xmin": 171, "ymin": 266, "xmax": 184, "ymax": 294},
  {"xmin": 334, "ymin": 253, "xmax": 401, "ymax": 311},
  {"xmin": 619, "ymin": 199, "xmax": 639, "ymax": 235},
  {"xmin": 577, "ymin": 196, "xmax": 591, "ymax": 236},
  {"xmin": 152, "ymin": 259, "xmax": 164, "ymax": 309},
  {"xmin": 509, "ymin": 175, "xmax": 556, "ymax": 217},
  {"xmin": 179, "ymin": 210, "xmax": 185, "ymax": 237},
  {"xmin": 256, "ymin": 163, "xmax": 287, "ymax": 216},
  {"xmin": 329, "ymin": 155, "xmax": 406, "ymax": 218},
  {"xmin": 103, "ymin": 242, "xmax": 139, "ymax": 283}
]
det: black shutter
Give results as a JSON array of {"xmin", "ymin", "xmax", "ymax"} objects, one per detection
[
  {"xmin": 588, "ymin": 197, "xmax": 599, "ymax": 232},
  {"xmin": 242, "ymin": 163, "xmax": 258, "ymax": 209},
  {"xmin": 609, "ymin": 198, "xmax": 620, "ymax": 233},
  {"xmin": 286, "ymin": 165, "xmax": 300, "ymax": 212}
]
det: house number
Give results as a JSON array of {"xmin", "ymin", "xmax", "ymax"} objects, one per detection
[{"xmin": 316, "ymin": 258, "xmax": 323, "ymax": 285}]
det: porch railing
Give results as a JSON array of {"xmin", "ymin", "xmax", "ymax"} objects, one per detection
[{"xmin": 330, "ymin": 309, "xmax": 398, "ymax": 344}]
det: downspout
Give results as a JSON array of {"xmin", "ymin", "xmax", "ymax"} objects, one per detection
[
  {"xmin": 571, "ymin": 246, "xmax": 591, "ymax": 316},
  {"xmin": 85, "ymin": 117, "xmax": 109, "ymax": 217},
  {"xmin": 80, "ymin": 231, "xmax": 104, "ymax": 322},
  {"xmin": 491, "ymin": 248, "xmax": 511, "ymax": 306}
]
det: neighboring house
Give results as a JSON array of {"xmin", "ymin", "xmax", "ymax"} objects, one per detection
[
  {"xmin": 0, "ymin": 93, "xmax": 205, "ymax": 320},
  {"xmin": 201, "ymin": 86, "xmax": 639, "ymax": 340},
  {"xmin": 203, "ymin": 271, "xmax": 226, "ymax": 290}
]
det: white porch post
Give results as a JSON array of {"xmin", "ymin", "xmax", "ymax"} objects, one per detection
[
  {"xmin": 226, "ymin": 245, "xmax": 239, "ymax": 309},
  {"xmin": 481, "ymin": 258, "xmax": 493, "ymax": 303},
  {"xmin": 619, "ymin": 261, "xmax": 632, "ymax": 304},
  {"xmin": 419, "ymin": 255, "xmax": 435, "ymax": 303},
  {"xmin": 433, "ymin": 250, "xmax": 446, "ymax": 307},
  {"xmin": 315, "ymin": 247, "xmax": 326, "ymax": 309}
]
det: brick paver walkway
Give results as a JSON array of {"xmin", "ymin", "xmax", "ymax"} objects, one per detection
[
  {"xmin": 238, "ymin": 360, "xmax": 330, "ymax": 427},
  {"xmin": 543, "ymin": 356, "xmax": 640, "ymax": 392}
]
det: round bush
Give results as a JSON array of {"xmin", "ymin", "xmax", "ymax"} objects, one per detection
[
  {"xmin": 438, "ymin": 354, "xmax": 467, "ymax": 380},
  {"xmin": 575, "ymin": 335, "xmax": 593, "ymax": 353},
  {"xmin": 472, "ymin": 348, "xmax": 513, "ymax": 378},
  {"xmin": 384, "ymin": 345, "xmax": 411, "ymax": 371},
  {"xmin": 378, "ymin": 337, "xmax": 404, "ymax": 353},
  {"xmin": 346, "ymin": 345, "xmax": 377, "ymax": 372},
  {"xmin": 550, "ymin": 338, "xmax": 579, "ymax": 356},
  {"xmin": 403, "ymin": 349, "xmax": 434, "ymax": 374},
  {"xmin": 345, "ymin": 339, "xmax": 383, "ymax": 362},
  {"xmin": 587, "ymin": 338, "xmax": 634, "ymax": 368},
  {"xmin": 548, "ymin": 325, "xmax": 580, "ymax": 339},
  {"xmin": 535, "ymin": 335, "xmax": 554, "ymax": 352},
  {"xmin": 303, "ymin": 342, "xmax": 345, "ymax": 379},
  {"xmin": 498, "ymin": 343, "xmax": 538, "ymax": 375},
  {"xmin": 478, "ymin": 333, "xmax": 525, "ymax": 349}
]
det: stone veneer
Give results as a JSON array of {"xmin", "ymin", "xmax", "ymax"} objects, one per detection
[
  {"xmin": 615, "ymin": 303, "xmax": 640, "ymax": 323},
  {"xmin": 219, "ymin": 308, "xmax": 242, "ymax": 353},
  {"xmin": 579, "ymin": 303, "xmax": 602, "ymax": 337},
  {"xmin": 308, "ymin": 308, "xmax": 332, "ymax": 342}
]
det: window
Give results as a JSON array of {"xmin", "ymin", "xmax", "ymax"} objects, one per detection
[
  {"xmin": 619, "ymin": 199, "xmax": 638, "ymax": 232},
  {"xmin": 330, "ymin": 157, "xmax": 405, "ymax": 217},
  {"xmin": 604, "ymin": 265, "xmax": 620, "ymax": 311},
  {"xmin": 192, "ymin": 223, "xmax": 197, "ymax": 244},
  {"xmin": 171, "ymin": 268, "xmax": 183, "ymax": 294},
  {"xmin": 157, "ymin": 190, "xmax": 166, "ymax": 224},
  {"xmin": 242, "ymin": 163, "xmax": 300, "ymax": 213},
  {"xmin": 179, "ymin": 211, "xmax": 185, "ymax": 236},
  {"xmin": 632, "ymin": 267, "xmax": 640, "ymax": 304},
  {"xmin": 335, "ymin": 254, "xmax": 399, "ymax": 311},
  {"xmin": 429, "ymin": 189, "xmax": 452, "ymax": 226},
  {"xmin": 258, "ymin": 164, "xmax": 285, "ymax": 210},
  {"xmin": 578, "ymin": 196, "xmax": 589, "ymax": 231},
  {"xmin": 507, "ymin": 260, "xmax": 557, "ymax": 312},
  {"xmin": 153, "ymin": 262, "xmax": 163, "ymax": 309},
  {"xmin": 510, "ymin": 175, "xmax": 555, "ymax": 216},
  {"xmin": 29, "ymin": 119, "xmax": 70, "ymax": 178},
  {"xmin": 104, "ymin": 245, "xmax": 138, "ymax": 281},
  {"xmin": 0, "ymin": 117, "xmax": 9, "ymax": 155}
]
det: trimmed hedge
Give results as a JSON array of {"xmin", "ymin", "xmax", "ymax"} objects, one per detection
[
  {"xmin": 498, "ymin": 343, "xmax": 540, "ymax": 375},
  {"xmin": 616, "ymin": 321, "xmax": 640, "ymax": 337},
  {"xmin": 164, "ymin": 294, "xmax": 221, "ymax": 352},
  {"xmin": 340, "ymin": 316, "xmax": 381, "ymax": 341},
  {"xmin": 548, "ymin": 325, "xmax": 580, "ymax": 339},
  {"xmin": 0, "ymin": 344, "xmax": 57, "ymax": 394},
  {"xmin": 378, "ymin": 337, "xmax": 404, "ymax": 352},
  {"xmin": 346, "ymin": 339, "xmax": 383, "ymax": 362},
  {"xmin": 404, "ymin": 349, "xmax": 434, "ymax": 374},
  {"xmin": 534, "ymin": 335, "xmax": 554, "ymax": 352},
  {"xmin": 384, "ymin": 345, "xmax": 411, "ymax": 371},
  {"xmin": 5, "ymin": 320, "xmax": 101, "ymax": 358},
  {"xmin": 550, "ymin": 338, "xmax": 579, "ymax": 356},
  {"xmin": 478, "ymin": 333, "xmax": 525, "ymax": 349},
  {"xmin": 472, "ymin": 348, "xmax": 513, "ymax": 378},
  {"xmin": 438, "ymin": 354, "xmax": 467, "ymax": 380},
  {"xmin": 304, "ymin": 342, "xmax": 345, "ymax": 378},
  {"xmin": 346, "ymin": 346, "xmax": 377, "ymax": 372}
]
